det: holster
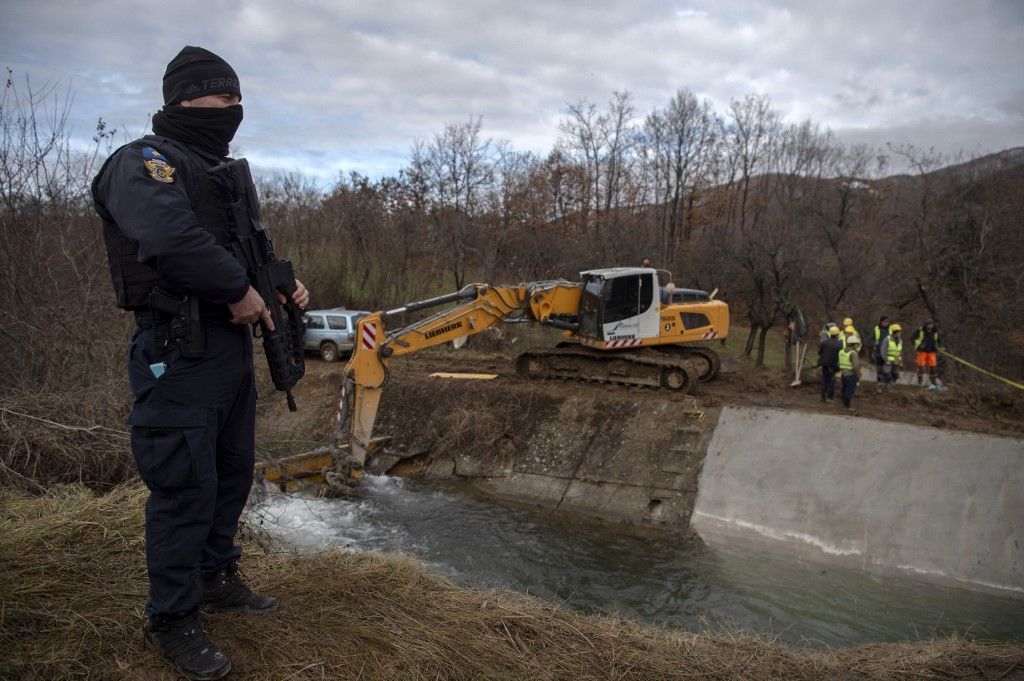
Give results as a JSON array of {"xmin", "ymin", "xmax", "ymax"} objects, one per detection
[{"xmin": 138, "ymin": 289, "xmax": 206, "ymax": 358}]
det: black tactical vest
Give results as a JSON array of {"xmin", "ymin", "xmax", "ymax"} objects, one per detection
[{"xmin": 93, "ymin": 135, "xmax": 235, "ymax": 310}]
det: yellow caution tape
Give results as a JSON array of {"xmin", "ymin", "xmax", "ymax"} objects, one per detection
[
  {"xmin": 429, "ymin": 372, "xmax": 499, "ymax": 380},
  {"xmin": 939, "ymin": 349, "xmax": 1024, "ymax": 391}
]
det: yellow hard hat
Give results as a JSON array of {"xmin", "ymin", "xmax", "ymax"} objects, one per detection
[
  {"xmin": 843, "ymin": 317, "xmax": 853, "ymax": 327},
  {"xmin": 844, "ymin": 325, "xmax": 855, "ymax": 334},
  {"xmin": 891, "ymin": 323, "xmax": 902, "ymax": 333},
  {"xmin": 829, "ymin": 327, "xmax": 841, "ymax": 336}
]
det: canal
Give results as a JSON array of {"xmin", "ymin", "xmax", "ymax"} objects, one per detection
[{"xmin": 250, "ymin": 475, "xmax": 1024, "ymax": 647}]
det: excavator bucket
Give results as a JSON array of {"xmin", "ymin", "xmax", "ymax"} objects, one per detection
[{"xmin": 255, "ymin": 437, "xmax": 389, "ymax": 495}]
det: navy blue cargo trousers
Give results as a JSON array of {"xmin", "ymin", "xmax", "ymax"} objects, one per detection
[{"xmin": 127, "ymin": 319, "xmax": 255, "ymax": 623}]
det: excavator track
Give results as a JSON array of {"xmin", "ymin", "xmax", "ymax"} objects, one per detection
[
  {"xmin": 651, "ymin": 345, "xmax": 721, "ymax": 382},
  {"xmin": 515, "ymin": 345, "xmax": 693, "ymax": 391}
]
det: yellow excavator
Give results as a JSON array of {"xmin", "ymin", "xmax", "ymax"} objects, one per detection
[
  {"xmin": 258, "ymin": 267, "xmax": 728, "ymax": 493},
  {"xmin": 338, "ymin": 267, "xmax": 726, "ymax": 469}
]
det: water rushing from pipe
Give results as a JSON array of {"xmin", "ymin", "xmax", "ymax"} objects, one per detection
[{"xmin": 249, "ymin": 475, "xmax": 1024, "ymax": 647}]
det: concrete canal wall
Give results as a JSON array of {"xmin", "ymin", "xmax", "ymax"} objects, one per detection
[
  {"xmin": 375, "ymin": 391, "xmax": 718, "ymax": 531},
  {"xmin": 690, "ymin": 406, "xmax": 1024, "ymax": 598},
  {"xmin": 450, "ymin": 395, "xmax": 716, "ymax": 530}
]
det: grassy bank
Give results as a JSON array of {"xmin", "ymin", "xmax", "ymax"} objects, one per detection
[
  {"xmin": 715, "ymin": 324, "xmax": 789, "ymax": 371},
  {"xmin": 2, "ymin": 486, "xmax": 1021, "ymax": 680}
]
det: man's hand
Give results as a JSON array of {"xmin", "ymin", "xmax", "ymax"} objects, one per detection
[
  {"xmin": 276, "ymin": 278, "xmax": 310, "ymax": 310},
  {"xmin": 229, "ymin": 286, "xmax": 274, "ymax": 331},
  {"xmin": 292, "ymin": 279, "xmax": 310, "ymax": 309}
]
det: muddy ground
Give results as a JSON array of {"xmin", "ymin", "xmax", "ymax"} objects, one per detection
[{"xmin": 257, "ymin": 345, "xmax": 1024, "ymax": 461}]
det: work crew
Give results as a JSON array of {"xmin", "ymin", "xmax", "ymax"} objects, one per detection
[
  {"xmin": 872, "ymin": 316, "xmax": 891, "ymax": 382},
  {"xmin": 913, "ymin": 319, "xmax": 941, "ymax": 388},
  {"xmin": 839, "ymin": 335, "xmax": 861, "ymax": 409},
  {"xmin": 819, "ymin": 326, "xmax": 842, "ymax": 402},
  {"xmin": 92, "ymin": 46, "xmax": 310, "ymax": 680},
  {"xmin": 878, "ymin": 323, "xmax": 904, "ymax": 389}
]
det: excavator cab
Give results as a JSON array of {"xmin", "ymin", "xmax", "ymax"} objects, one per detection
[{"xmin": 577, "ymin": 268, "xmax": 661, "ymax": 342}]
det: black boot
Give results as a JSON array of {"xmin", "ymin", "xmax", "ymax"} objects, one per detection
[
  {"xmin": 201, "ymin": 567, "xmax": 278, "ymax": 614},
  {"xmin": 146, "ymin": 611, "xmax": 231, "ymax": 680}
]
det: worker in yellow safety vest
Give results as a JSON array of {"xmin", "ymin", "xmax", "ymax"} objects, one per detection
[
  {"xmin": 842, "ymin": 324, "xmax": 857, "ymax": 351},
  {"xmin": 878, "ymin": 323, "xmax": 903, "ymax": 390},
  {"xmin": 839, "ymin": 335, "xmax": 861, "ymax": 409},
  {"xmin": 841, "ymin": 318, "xmax": 860, "ymax": 347}
]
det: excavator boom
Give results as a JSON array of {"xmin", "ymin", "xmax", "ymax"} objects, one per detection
[{"xmin": 336, "ymin": 281, "xmax": 582, "ymax": 467}]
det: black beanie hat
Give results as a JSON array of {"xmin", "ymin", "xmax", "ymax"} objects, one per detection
[{"xmin": 162, "ymin": 46, "xmax": 241, "ymax": 105}]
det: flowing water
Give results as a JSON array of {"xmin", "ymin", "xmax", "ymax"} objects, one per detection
[{"xmin": 249, "ymin": 475, "xmax": 1024, "ymax": 647}]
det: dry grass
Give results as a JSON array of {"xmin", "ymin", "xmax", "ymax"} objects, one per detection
[
  {"xmin": 0, "ymin": 387, "xmax": 136, "ymax": 493},
  {"xmin": 2, "ymin": 486, "xmax": 1022, "ymax": 680}
]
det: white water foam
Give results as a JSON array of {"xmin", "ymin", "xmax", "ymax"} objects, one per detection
[{"xmin": 692, "ymin": 510, "xmax": 865, "ymax": 557}]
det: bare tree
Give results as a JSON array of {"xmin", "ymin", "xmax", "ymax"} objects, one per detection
[
  {"xmin": 719, "ymin": 95, "xmax": 785, "ymax": 363},
  {"xmin": 0, "ymin": 70, "xmax": 122, "ymax": 390},
  {"xmin": 804, "ymin": 143, "xmax": 889, "ymax": 323},
  {"xmin": 484, "ymin": 145, "xmax": 553, "ymax": 280},
  {"xmin": 410, "ymin": 117, "xmax": 494, "ymax": 288},
  {"xmin": 726, "ymin": 94, "xmax": 780, "ymax": 236},
  {"xmin": 557, "ymin": 91, "xmax": 640, "ymax": 254},
  {"xmin": 886, "ymin": 143, "xmax": 948, "ymax": 320},
  {"xmin": 642, "ymin": 88, "xmax": 718, "ymax": 267}
]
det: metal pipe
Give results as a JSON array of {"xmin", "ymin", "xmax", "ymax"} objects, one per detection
[
  {"xmin": 384, "ymin": 285, "xmax": 479, "ymax": 317},
  {"xmin": 544, "ymin": 317, "xmax": 580, "ymax": 332}
]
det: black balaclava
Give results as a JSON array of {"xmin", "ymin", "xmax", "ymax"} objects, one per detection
[{"xmin": 152, "ymin": 46, "xmax": 243, "ymax": 157}]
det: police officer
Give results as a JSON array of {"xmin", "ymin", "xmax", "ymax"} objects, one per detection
[{"xmin": 93, "ymin": 46, "xmax": 309, "ymax": 680}]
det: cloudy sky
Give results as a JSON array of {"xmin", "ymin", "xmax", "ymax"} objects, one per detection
[{"xmin": 2, "ymin": 0, "xmax": 1022, "ymax": 181}]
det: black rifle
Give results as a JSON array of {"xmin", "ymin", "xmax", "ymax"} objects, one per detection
[{"xmin": 209, "ymin": 158, "xmax": 305, "ymax": 411}]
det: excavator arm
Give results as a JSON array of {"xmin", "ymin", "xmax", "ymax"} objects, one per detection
[{"xmin": 334, "ymin": 281, "xmax": 582, "ymax": 469}]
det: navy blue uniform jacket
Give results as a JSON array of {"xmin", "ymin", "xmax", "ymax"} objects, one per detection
[{"xmin": 93, "ymin": 137, "xmax": 249, "ymax": 305}]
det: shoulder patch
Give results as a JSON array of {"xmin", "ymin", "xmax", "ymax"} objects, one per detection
[{"xmin": 142, "ymin": 146, "xmax": 176, "ymax": 184}]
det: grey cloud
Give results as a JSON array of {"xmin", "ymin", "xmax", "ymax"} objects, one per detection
[
  {"xmin": 833, "ymin": 77, "xmax": 883, "ymax": 110},
  {"xmin": 998, "ymin": 91, "xmax": 1024, "ymax": 118},
  {"xmin": 835, "ymin": 114, "xmax": 1024, "ymax": 164},
  {"xmin": 2, "ymin": 0, "xmax": 1021, "ymax": 178}
]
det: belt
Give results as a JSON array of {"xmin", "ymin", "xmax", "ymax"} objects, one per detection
[
  {"xmin": 135, "ymin": 310, "xmax": 174, "ymax": 329},
  {"xmin": 134, "ymin": 304, "xmax": 230, "ymax": 328}
]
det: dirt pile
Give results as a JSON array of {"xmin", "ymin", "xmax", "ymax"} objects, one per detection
[{"xmin": 3, "ymin": 486, "xmax": 1022, "ymax": 680}]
